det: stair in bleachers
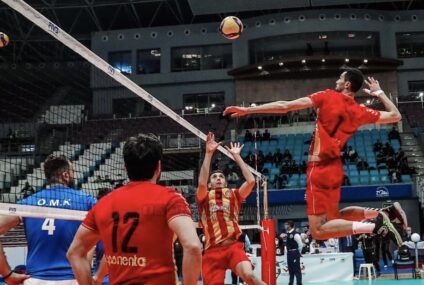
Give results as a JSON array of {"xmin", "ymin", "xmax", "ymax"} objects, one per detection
[
  {"xmin": 0, "ymin": 225, "xmax": 26, "ymax": 247},
  {"xmin": 0, "ymin": 157, "xmax": 33, "ymax": 190},
  {"xmin": 400, "ymin": 133, "xmax": 424, "ymax": 176}
]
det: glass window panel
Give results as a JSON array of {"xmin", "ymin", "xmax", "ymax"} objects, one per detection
[
  {"xmin": 108, "ymin": 51, "xmax": 132, "ymax": 75},
  {"xmin": 397, "ymin": 32, "xmax": 424, "ymax": 58},
  {"xmin": 249, "ymin": 31, "xmax": 380, "ymax": 64},
  {"xmin": 172, "ymin": 45, "xmax": 232, "ymax": 72},
  {"xmin": 137, "ymin": 48, "xmax": 161, "ymax": 74}
]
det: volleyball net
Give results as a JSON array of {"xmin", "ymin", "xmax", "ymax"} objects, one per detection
[{"xmin": 0, "ymin": 0, "xmax": 268, "ymax": 225}]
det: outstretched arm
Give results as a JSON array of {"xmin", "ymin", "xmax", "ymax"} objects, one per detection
[
  {"xmin": 225, "ymin": 142, "xmax": 256, "ymax": 199},
  {"xmin": 197, "ymin": 132, "xmax": 221, "ymax": 201},
  {"xmin": 363, "ymin": 77, "xmax": 402, "ymax": 124},
  {"xmin": 223, "ymin": 97, "xmax": 313, "ymax": 118}
]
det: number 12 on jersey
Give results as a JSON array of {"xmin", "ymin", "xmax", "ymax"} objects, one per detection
[
  {"xmin": 42, "ymin": 218, "xmax": 56, "ymax": 235},
  {"xmin": 112, "ymin": 212, "xmax": 140, "ymax": 253}
]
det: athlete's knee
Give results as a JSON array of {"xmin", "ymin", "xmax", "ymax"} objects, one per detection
[{"xmin": 310, "ymin": 226, "xmax": 326, "ymax": 240}]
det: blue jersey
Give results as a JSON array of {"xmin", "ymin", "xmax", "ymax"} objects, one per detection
[
  {"xmin": 18, "ymin": 185, "xmax": 96, "ymax": 280},
  {"xmin": 94, "ymin": 242, "xmax": 109, "ymax": 285}
]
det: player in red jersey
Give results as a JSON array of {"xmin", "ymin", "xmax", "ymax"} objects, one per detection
[
  {"xmin": 67, "ymin": 134, "xmax": 202, "ymax": 285},
  {"xmin": 224, "ymin": 69, "xmax": 407, "ymax": 247},
  {"xmin": 197, "ymin": 132, "xmax": 266, "ymax": 285}
]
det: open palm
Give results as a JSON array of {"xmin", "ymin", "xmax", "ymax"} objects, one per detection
[
  {"xmin": 206, "ymin": 132, "xmax": 221, "ymax": 154},
  {"xmin": 225, "ymin": 142, "xmax": 244, "ymax": 156}
]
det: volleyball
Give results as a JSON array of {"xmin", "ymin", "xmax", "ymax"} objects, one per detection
[
  {"xmin": 219, "ymin": 16, "xmax": 243, "ymax": 40},
  {"xmin": 0, "ymin": 32, "xmax": 10, "ymax": 48}
]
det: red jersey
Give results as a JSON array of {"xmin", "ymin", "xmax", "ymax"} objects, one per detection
[
  {"xmin": 308, "ymin": 89, "xmax": 381, "ymax": 160},
  {"xmin": 198, "ymin": 188, "xmax": 243, "ymax": 250},
  {"xmin": 83, "ymin": 181, "xmax": 191, "ymax": 285}
]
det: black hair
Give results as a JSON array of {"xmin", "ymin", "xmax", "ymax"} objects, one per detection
[
  {"xmin": 343, "ymin": 68, "xmax": 364, "ymax": 92},
  {"xmin": 44, "ymin": 154, "xmax": 71, "ymax": 184},
  {"xmin": 285, "ymin": 220, "xmax": 295, "ymax": 228},
  {"xmin": 123, "ymin": 133, "xmax": 163, "ymax": 181},
  {"xmin": 97, "ymin": 187, "xmax": 111, "ymax": 200}
]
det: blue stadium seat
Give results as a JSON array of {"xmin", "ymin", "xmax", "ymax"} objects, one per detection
[
  {"xmin": 370, "ymin": 175, "xmax": 380, "ymax": 184},
  {"xmin": 359, "ymin": 170, "xmax": 368, "ymax": 177},
  {"xmin": 359, "ymin": 175, "xmax": 369, "ymax": 184},
  {"xmin": 401, "ymin": 175, "xmax": 412, "ymax": 183},
  {"xmin": 379, "ymin": 169, "xmax": 389, "ymax": 176},
  {"xmin": 263, "ymin": 162, "xmax": 273, "ymax": 170},
  {"xmin": 270, "ymin": 168, "xmax": 280, "ymax": 176},
  {"xmin": 350, "ymin": 176, "xmax": 360, "ymax": 185},
  {"xmin": 348, "ymin": 164, "xmax": 357, "ymax": 172},
  {"xmin": 350, "ymin": 170, "xmax": 359, "ymax": 177},
  {"xmin": 380, "ymin": 175, "xmax": 389, "ymax": 183}
]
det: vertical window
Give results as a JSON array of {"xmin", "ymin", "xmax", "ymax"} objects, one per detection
[
  {"xmin": 137, "ymin": 48, "xmax": 161, "ymax": 74},
  {"xmin": 108, "ymin": 51, "xmax": 132, "ymax": 75}
]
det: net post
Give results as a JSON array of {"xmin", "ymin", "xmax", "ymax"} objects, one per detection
[
  {"xmin": 263, "ymin": 179, "xmax": 269, "ymax": 219},
  {"xmin": 260, "ymin": 180, "xmax": 276, "ymax": 285},
  {"xmin": 260, "ymin": 218, "xmax": 276, "ymax": 285}
]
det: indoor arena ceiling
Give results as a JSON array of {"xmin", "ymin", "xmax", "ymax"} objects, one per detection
[{"xmin": 0, "ymin": 0, "xmax": 422, "ymax": 63}]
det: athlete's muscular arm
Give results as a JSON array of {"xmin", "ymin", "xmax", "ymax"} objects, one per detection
[
  {"xmin": 223, "ymin": 97, "xmax": 313, "ymax": 118},
  {"xmin": 197, "ymin": 132, "xmax": 221, "ymax": 201},
  {"xmin": 225, "ymin": 142, "xmax": 256, "ymax": 199},
  {"xmin": 363, "ymin": 77, "xmax": 402, "ymax": 124},
  {"xmin": 0, "ymin": 216, "xmax": 30, "ymax": 285},
  {"xmin": 67, "ymin": 226, "xmax": 100, "ymax": 285},
  {"xmin": 169, "ymin": 216, "xmax": 202, "ymax": 285}
]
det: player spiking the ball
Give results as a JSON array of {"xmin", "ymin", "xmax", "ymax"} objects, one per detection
[{"xmin": 224, "ymin": 68, "xmax": 407, "ymax": 248}]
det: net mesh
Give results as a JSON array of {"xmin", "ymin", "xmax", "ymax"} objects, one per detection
[{"xmin": 0, "ymin": 0, "xmax": 264, "ymax": 223}]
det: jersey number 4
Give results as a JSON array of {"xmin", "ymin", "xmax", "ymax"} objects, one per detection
[
  {"xmin": 42, "ymin": 218, "xmax": 56, "ymax": 235},
  {"xmin": 112, "ymin": 212, "xmax": 139, "ymax": 253}
]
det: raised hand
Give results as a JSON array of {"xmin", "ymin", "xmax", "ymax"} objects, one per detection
[
  {"xmin": 223, "ymin": 106, "xmax": 249, "ymax": 118},
  {"xmin": 225, "ymin": 142, "xmax": 244, "ymax": 157},
  {"xmin": 363, "ymin": 76, "xmax": 383, "ymax": 97},
  {"xmin": 206, "ymin": 132, "xmax": 222, "ymax": 154}
]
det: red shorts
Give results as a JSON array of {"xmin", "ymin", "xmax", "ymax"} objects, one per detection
[
  {"xmin": 202, "ymin": 241, "xmax": 251, "ymax": 285},
  {"xmin": 306, "ymin": 159, "xmax": 344, "ymax": 215}
]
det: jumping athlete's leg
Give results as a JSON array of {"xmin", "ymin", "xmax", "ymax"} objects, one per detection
[
  {"xmin": 229, "ymin": 243, "xmax": 266, "ymax": 285},
  {"xmin": 233, "ymin": 261, "xmax": 266, "ymax": 285},
  {"xmin": 339, "ymin": 206, "xmax": 379, "ymax": 221}
]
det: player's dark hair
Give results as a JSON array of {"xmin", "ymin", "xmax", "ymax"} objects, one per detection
[
  {"xmin": 343, "ymin": 68, "xmax": 364, "ymax": 92},
  {"xmin": 123, "ymin": 133, "xmax": 163, "ymax": 181},
  {"xmin": 44, "ymin": 154, "xmax": 71, "ymax": 184},
  {"xmin": 285, "ymin": 220, "xmax": 295, "ymax": 228}
]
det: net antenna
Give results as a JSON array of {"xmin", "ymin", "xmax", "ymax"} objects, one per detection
[{"xmin": 0, "ymin": 0, "xmax": 265, "ymax": 179}]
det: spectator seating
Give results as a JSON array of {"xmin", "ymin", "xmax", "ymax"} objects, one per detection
[
  {"xmin": 40, "ymin": 105, "xmax": 85, "ymax": 125},
  {"xmin": 0, "ymin": 157, "xmax": 33, "ymax": 190},
  {"xmin": 239, "ymin": 128, "xmax": 412, "ymax": 189}
]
